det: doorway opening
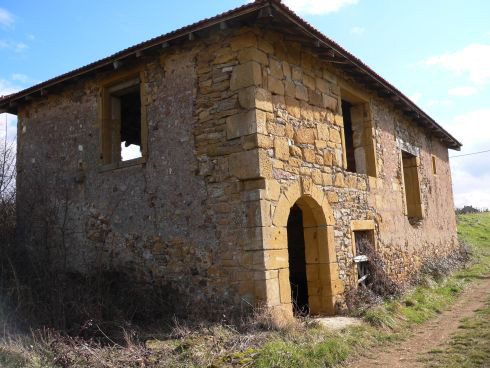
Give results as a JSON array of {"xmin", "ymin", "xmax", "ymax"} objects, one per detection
[{"xmin": 287, "ymin": 204, "xmax": 309, "ymax": 315}]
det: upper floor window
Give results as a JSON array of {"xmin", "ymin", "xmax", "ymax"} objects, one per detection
[
  {"xmin": 340, "ymin": 94, "xmax": 377, "ymax": 177},
  {"xmin": 100, "ymin": 73, "xmax": 147, "ymax": 165},
  {"xmin": 342, "ymin": 100, "xmax": 357, "ymax": 173},
  {"xmin": 401, "ymin": 150, "xmax": 423, "ymax": 219}
]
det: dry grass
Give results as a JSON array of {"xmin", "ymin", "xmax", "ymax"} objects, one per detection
[{"xmin": 0, "ymin": 309, "xmax": 308, "ymax": 368}]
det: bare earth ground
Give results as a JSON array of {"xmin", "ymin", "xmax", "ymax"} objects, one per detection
[{"xmin": 348, "ymin": 276, "xmax": 490, "ymax": 368}]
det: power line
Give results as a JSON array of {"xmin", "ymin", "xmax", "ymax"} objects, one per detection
[{"xmin": 450, "ymin": 149, "xmax": 490, "ymax": 158}]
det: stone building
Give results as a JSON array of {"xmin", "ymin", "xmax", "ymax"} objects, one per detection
[{"xmin": 0, "ymin": 0, "xmax": 462, "ymax": 319}]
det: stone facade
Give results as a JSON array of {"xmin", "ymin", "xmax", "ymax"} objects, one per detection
[{"xmin": 13, "ymin": 20, "xmax": 459, "ymax": 319}]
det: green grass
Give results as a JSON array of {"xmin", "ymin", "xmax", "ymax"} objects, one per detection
[
  {"xmin": 457, "ymin": 213, "xmax": 490, "ymax": 276},
  {"xmin": 253, "ymin": 337, "xmax": 350, "ymax": 368},
  {"xmin": 423, "ymin": 299, "xmax": 490, "ymax": 368},
  {"xmin": 0, "ymin": 348, "xmax": 28, "ymax": 368},
  {"xmin": 418, "ymin": 213, "xmax": 490, "ymax": 368},
  {"xmin": 252, "ymin": 326, "xmax": 383, "ymax": 368}
]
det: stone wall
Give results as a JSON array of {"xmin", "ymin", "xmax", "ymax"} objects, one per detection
[
  {"xmin": 223, "ymin": 26, "xmax": 459, "ymax": 315},
  {"xmin": 15, "ymin": 26, "xmax": 273, "ymax": 317},
  {"xmin": 15, "ymin": 23, "xmax": 459, "ymax": 319}
]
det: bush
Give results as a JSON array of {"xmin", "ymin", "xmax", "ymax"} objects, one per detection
[
  {"xmin": 345, "ymin": 236, "xmax": 403, "ymax": 313},
  {"xmin": 417, "ymin": 241, "xmax": 470, "ymax": 282},
  {"xmin": 345, "ymin": 237, "xmax": 470, "ymax": 315}
]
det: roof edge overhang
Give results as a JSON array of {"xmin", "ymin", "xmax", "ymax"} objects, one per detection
[{"xmin": 0, "ymin": 0, "xmax": 461, "ymax": 150}]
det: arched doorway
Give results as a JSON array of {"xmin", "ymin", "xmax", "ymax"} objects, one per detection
[
  {"xmin": 285, "ymin": 195, "xmax": 336, "ymax": 316},
  {"xmin": 287, "ymin": 204, "xmax": 309, "ymax": 315}
]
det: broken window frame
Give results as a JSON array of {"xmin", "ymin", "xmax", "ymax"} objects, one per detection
[
  {"xmin": 339, "ymin": 84, "xmax": 378, "ymax": 177},
  {"xmin": 99, "ymin": 68, "xmax": 148, "ymax": 168},
  {"xmin": 351, "ymin": 220, "xmax": 376, "ymax": 287}
]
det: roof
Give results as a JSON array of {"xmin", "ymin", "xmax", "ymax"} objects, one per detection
[{"xmin": 0, "ymin": 0, "xmax": 461, "ymax": 150}]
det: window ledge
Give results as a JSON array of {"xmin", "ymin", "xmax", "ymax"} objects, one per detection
[
  {"xmin": 408, "ymin": 216, "xmax": 424, "ymax": 227},
  {"xmin": 97, "ymin": 157, "xmax": 146, "ymax": 173}
]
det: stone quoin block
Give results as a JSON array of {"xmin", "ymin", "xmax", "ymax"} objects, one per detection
[{"xmin": 230, "ymin": 61, "xmax": 262, "ymax": 91}]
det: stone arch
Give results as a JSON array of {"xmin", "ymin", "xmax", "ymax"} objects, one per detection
[{"xmin": 269, "ymin": 179, "xmax": 342, "ymax": 316}]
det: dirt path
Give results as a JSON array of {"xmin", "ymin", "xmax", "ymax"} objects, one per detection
[{"xmin": 347, "ymin": 276, "xmax": 490, "ymax": 368}]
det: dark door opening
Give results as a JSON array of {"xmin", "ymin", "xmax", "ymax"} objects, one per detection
[{"xmin": 287, "ymin": 204, "xmax": 309, "ymax": 315}]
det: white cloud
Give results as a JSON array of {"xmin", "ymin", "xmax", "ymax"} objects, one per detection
[
  {"xmin": 420, "ymin": 44, "xmax": 490, "ymax": 85},
  {"xmin": 448, "ymin": 86, "xmax": 477, "ymax": 97},
  {"xmin": 444, "ymin": 109, "xmax": 490, "ymax": 208},
  {"xmin": 451, "ymin": 167, "xmax": 490, "ymax": 209},
  {"xmin": 426, "ymin": 99, "xmax": 451, "ymax": 107},
  {"xmin": 350, "ymin": 26, "xmax": 364, "ymax": 35},
  {"xmin": 0, "ymin": 79, "xmax": 20, "ymax": 144},
  {"xmin": 281, "ymin": 0, "xmax": 359, "ymax": 15},
  {"xmin": 11, "ymin": 73, "xmax": 30, "ymax": 84},
  {"xmin": 444, "ymin": 109, "xmax": 490, "ymax": 151},
  {"xmin": 0, "ymin": 113, "xmax": 17, "ymax": 144},
  {"xmin": 409, "ymin": 92, "xmax": 422, "ymax": 103},
  {"xmin": 0, "ymin": 40, "xmax": 29, "ymax": 53},
  {"xmin": 0, "ymin": 8, "xmax": 14, "ymax": 27},
  {"xmin": 0, "ymin": 78, "xmax": 21, "ymax": 97},
  {"xmin": 14, "ymin": 42, "xmax": 27, "ymax": 52}
]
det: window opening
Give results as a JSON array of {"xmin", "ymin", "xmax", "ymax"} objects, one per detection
[
  {"xmin": 402, "ymin": 150, "xmax": 423, "ymax": 219},
  {"xmin": 341, "ymin": 98, "xmax": 377, "ymax": 176},
  {"xmin": 102, "ymin": 77, "xmax": 143, "ymax": 164},
  {"xmin": 432, "ymin": 155, "xmax": 437, "ymax": 175},
  {"xmin": 353, "ymin": 230, "xmax": 374, "ymax": 287},
  {"xmin": 342, "ymin": 100, "xmax": 356, "ymax": 173},
  {"xmin": 111, "ymin": 83, "xmax": 142, "ymax": 161}
]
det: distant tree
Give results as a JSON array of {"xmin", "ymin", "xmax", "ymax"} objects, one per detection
[
  {"xmin": 0, "ymin": 121, "xmax": 16, "ymax": 235},
  {"xmin": 455, "ymin": 205, "xmax": 484, "ymax": 215}
]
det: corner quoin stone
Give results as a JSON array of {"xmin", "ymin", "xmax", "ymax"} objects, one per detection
[
  {"xmin": 238, "ymin": 86, "xmax": 273, "ymax": 112},
  {"xmin": 229, "ymin": 149, "xmax": 271, "ymax": 180},
  {"xmin": 226, "ymin": 109, "xmax": 267, "ymax": 140},
  {"xmin": 230, "ymin": 61, "xmax": 262, "ymax": 91}
]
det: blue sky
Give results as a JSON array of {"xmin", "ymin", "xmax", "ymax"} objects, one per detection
[{"xmin": 1, "ymin": 0, "xmax": 489, "ymax": 208}]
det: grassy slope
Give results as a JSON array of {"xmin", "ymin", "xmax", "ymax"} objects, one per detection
[
  {"xmin": 421, "ymin": 213, "xmax": 490, "ymax": 368},
  {"xmin": 424, "ymin": 300, "xmax": 490, "ymax": 368},
  {"xmin": 0, "ymin": 213, "xmax": 489, "ymax": 367}
]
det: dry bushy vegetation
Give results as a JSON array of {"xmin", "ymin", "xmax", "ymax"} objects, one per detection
[
  {"xmin": 344, "ymin": 236, "xmax": 402, "ymax": 313},
  {"xmin": 344, "ymin": 234, "xmax": 470, "ymax": 315}
]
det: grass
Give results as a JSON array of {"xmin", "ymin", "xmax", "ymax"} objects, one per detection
[
  {"xmin": 0, "ymin": 212, "xmax": 489, "ymax": 367},
  {"xmin": 423, "ymin": 299, "xmax": 490, "ymax": 368},
  {"xmin": 419, "ymin": 213, "xmax": 490, "ymax": 368}
]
